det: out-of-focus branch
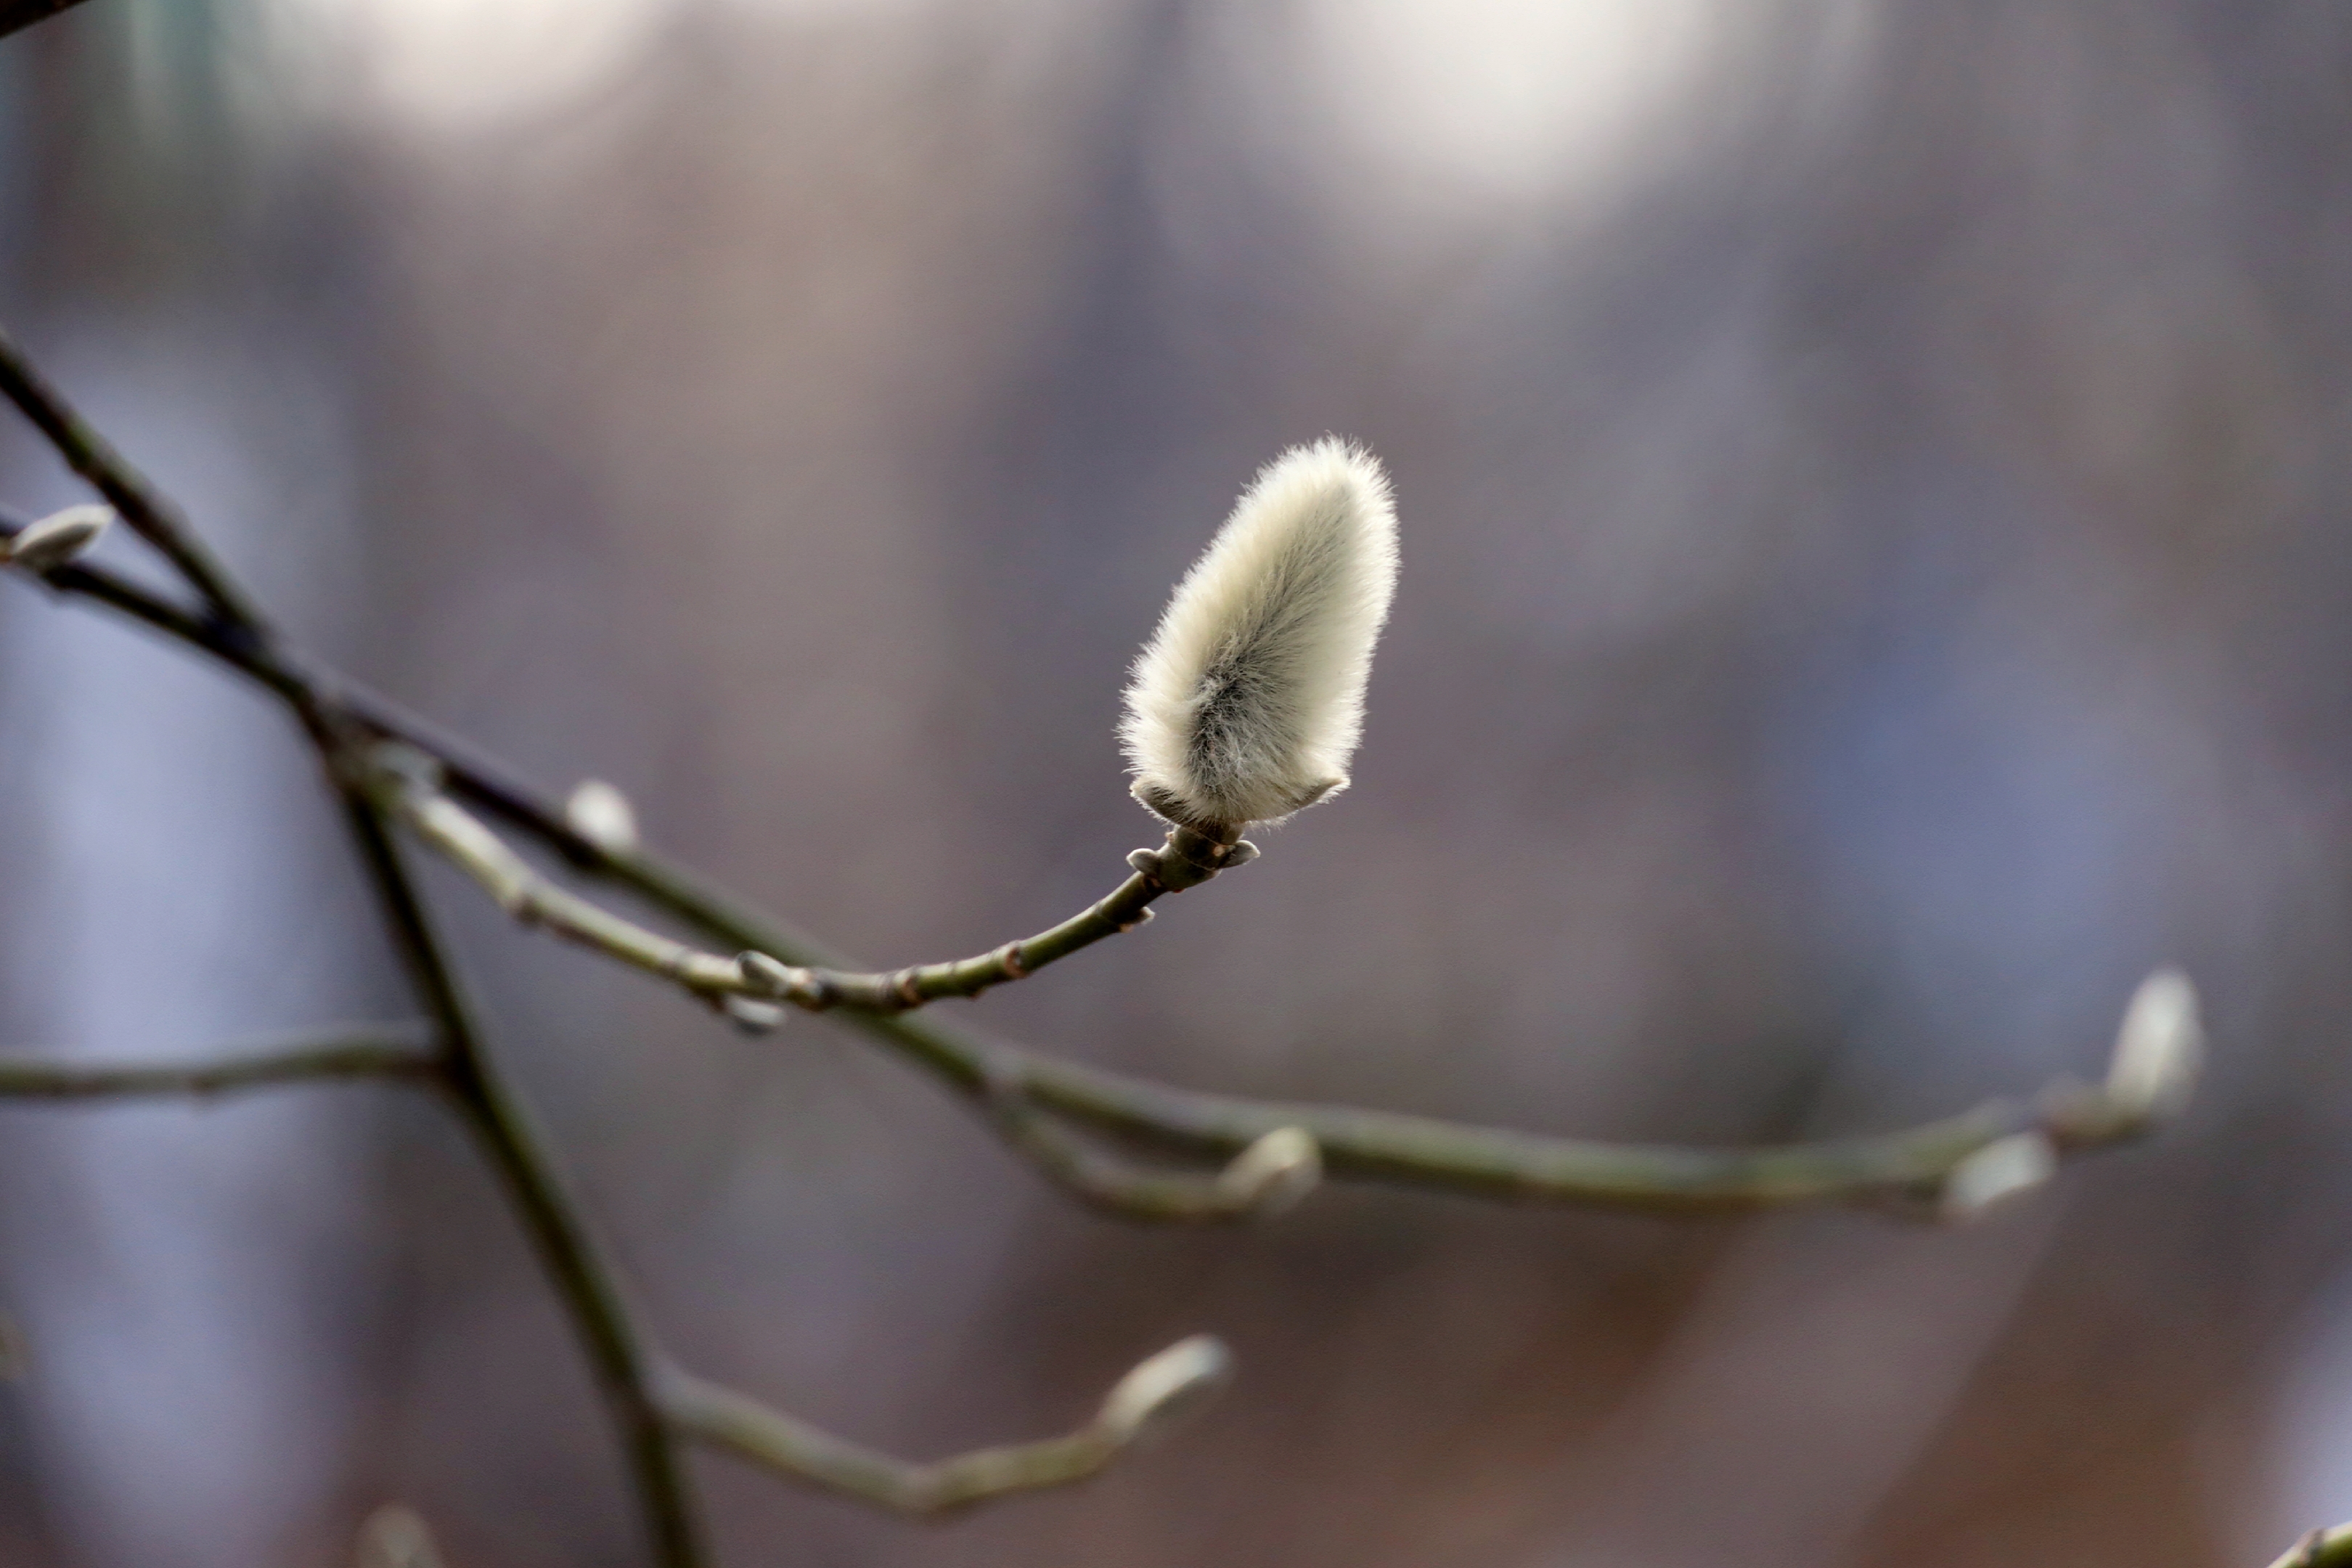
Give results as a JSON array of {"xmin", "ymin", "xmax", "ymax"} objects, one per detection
[
  {"xmin": 660, "ymin": 1336, "xmax": 1230, "ymax": 1517},
  {"xmin": 0, "ymin": 322, "xmax": 269, "ymax": 631},
  {"xmin": 0, "ymin": 1025, "xmax": 437, "ymax": 1098},
  {"xmin": 2270, "ymin": 1524, "xmax": 2352, "ymax": 1568},
  {"xmin": 0, "ymin": 0, "xmax": 92, "ymax": 44}
]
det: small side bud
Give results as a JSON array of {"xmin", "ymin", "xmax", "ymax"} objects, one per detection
[
  {"xmin": 1096, "ymin": 1334, "xmax": 1233, "ymax": 1445},
  {"xmin": 353, "ymin": 1505, "xmax": 446, "ymax": 1568},
  {"xmin": 1940, "ymin": 1131, "xmax": 2057, "ymax": 1222},
  {"xmin": 735, "ymin": 951, "xmax": 800, "ymax": 1000},
  {"xmin": 564, "ymin": 779, "xmax": 639, "ymax": 854},
  {"xmin": 5, "ymin": 504, "xmax": 113, "ymax": 573},
  {"xmin": 721, "ymin": 996, "xmax": 788, "ymax": 1035},
  {"xmin": 1214, "ymin": 1126, "xmax": 1321, "ymax": 1217},
  {"xmin": 2104, "ymin": 967, "xmax": 2202, "ymax": 1127}
]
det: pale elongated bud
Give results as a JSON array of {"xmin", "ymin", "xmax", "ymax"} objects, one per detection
[
  {"xmin": 1121, "ymin": 438, "xmax": 1400, "ymax": 830},
  {"xmin": 5, "ymin": 503, "xmax": 112, "ymax": 573},
  {"xmin": 564, "ymin": 778, "xmax": 639, "ymax": 854},
  {"xmin": 2104, "ymin": 968, "xmax": 2202, "ymax": 1127}
]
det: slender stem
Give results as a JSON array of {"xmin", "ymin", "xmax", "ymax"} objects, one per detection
[
  {"xmin": 329, "ymin": 783, "xmax": 704, "ymax": 1568},
  {"xmin": 0, "ymin": 324, "xmax": 270, "ymax": 632},
  {"xmin": 369, "ymin": 754, "xmax": 1234, "ymax": 1016},
  {"xmin": 0, "ymin": 1026, "xmax": 435, "ymax": 1098}
]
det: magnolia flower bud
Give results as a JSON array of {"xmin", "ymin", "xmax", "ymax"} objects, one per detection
[
  {"xmin": 1121, "ymin": 438, "xmax": 1400, "ymax": 830},
  {"xmin": 5, "ymin": 503, "xmax": 112, "ymax": 573}
]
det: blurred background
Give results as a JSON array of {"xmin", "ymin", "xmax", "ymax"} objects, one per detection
[{"xmin": 0, "ymin": 1, "xmax": 2345, "ymax": 1564}]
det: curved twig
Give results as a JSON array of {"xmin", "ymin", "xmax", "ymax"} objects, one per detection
[{"xmin": 659, "ymin": 1335, "xmax": 1230, "ymax": 1518}]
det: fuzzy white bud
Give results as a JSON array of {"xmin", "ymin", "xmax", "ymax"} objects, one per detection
[
  {"xmin": 1121, "ymin": 438, "xmax": 1399, "ymax": 830},
  {"xmin": 5, "ymin": 504, "xmax": 112, "ymax": 573}
]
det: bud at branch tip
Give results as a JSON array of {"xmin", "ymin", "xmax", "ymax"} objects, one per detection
[
  {"xmin": 565, "ymin": 778, "xmax": 639, "ymax": 854},
  {"xmin": 4, "ymin": 504, "xmax": 113, "ymax": 573},
  {"xmin": 2104, "ymin": 967, "xmax": 2202, "ymax": 1125}
]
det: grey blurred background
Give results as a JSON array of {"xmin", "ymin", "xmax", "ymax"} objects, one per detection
[{"xmin": 0, "ymin": 1, "xmax": 2346, "ymax": 1564}]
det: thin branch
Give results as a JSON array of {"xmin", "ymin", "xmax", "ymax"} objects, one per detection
[
  {"xmin": 2271, "ymin": 1524, "xmax": 2352, "ymax": 1568},
  {"xmin": 659, "ymin": 1336, "xmax": 1231, "ymax": 1518},
  {"xmin": 547, "ymin": 853, "xmax": 2196, "ymax": 1217},
  {"xmin": 0, "ymin": 1024, "xmax": 436, "ymax": 1099},
  {"xmin": 363, "ymin": 747, "xmax": 1244, "ymax": 1015},
  {"xmin": 324, "ymin": 775, "xmax": 706, "ymax": 1568},
  {"xmin": 0, "ymin": 340, "xmax": 709, "ymax": 1566},
  {"xmin": 0, "ymin": 527, "xmax": 2197, "ymax": 1220}
]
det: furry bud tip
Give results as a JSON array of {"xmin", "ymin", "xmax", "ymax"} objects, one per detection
[
  {"xmin": 5, "ymin": 504, "xmax": 113, "ymax": 573},
  {"xmin": 1121, "ymin": 438, "xmax": 1399, "ymax": 830}
]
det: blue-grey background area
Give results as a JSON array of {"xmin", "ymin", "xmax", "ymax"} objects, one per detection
[{"xmin": 0, "ymin": 2, "xmax": 2348, "ymax": 1564}]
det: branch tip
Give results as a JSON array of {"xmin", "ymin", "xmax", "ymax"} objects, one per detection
[
  {"xmin": 4, "ymin": 502, "xmax": 110, "ymax": 573},
  {"xmin": 1096, "ymin": 1334, "xmax": 1233, "ymax": 1445},
  {"xmin": 2104, "ymin": 966, "xmax": 2202, "ymax": 1128},
  {"xmin": 1216, "ymin": 1125, "xmax": 1322, "ymax": 1217}
]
